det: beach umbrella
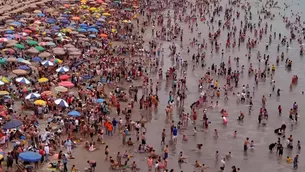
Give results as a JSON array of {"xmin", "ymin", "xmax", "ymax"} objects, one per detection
[
  {"xmin": 34, "ymin": 10, "xmax": 41, "ymax": 13},
  {"xmin": 43, "ymin": 37, "xmax": 53, "ymax": 41},
  {"xmin": 26, "ymin": 47, "xmax": 39, "ymax": 54},
  {"xmin": 41, "ymin": 60, "xmax": 54, "ymax": 66},
  {"xmin": 56, "ymin": 66, "xmax": 69, "ymax": 73},
  {"xmin": 0, "ymin": 91, "xmax": 9, "ymax": 95},
  {"xmin": 20, "ymin": 60, "xmax": 31, "ymax": 65},
  {"xmin": 34, "ymin": 46, "xmax": 45, "ymax": 52},
  {"xmin": 88, "ymin": 34, "xmax": 96, "ymax": 38},
  {"xmin": 55, "ymin": 86, "xmax": 68, "ymax": 92},
  {"xmin": 59, "ymin": 74, "xmax": 70, "ymax": 80},
  {"xmin": 34, "ymin": 99, "xmax": 46, "ymax": 106},
  {"xmin": 46, "ymin": 18, "xmax": 56, "ymax": 24},
  {"xmin": 96, "ymin": 98, "xmax": 105, "ymax": 103},
  {"xmin": 97, "ymin": 18, "xmax": 105, "ymax": 22},
  {"xmin": 26, "ymin": 40, "xmax": 38, "ymax": 46},
  {"xmin": 39, "ymin": 52, "xmax": 51, "ymax": 58},
  {"xmin": 10, "ymin": 21, "xmax": 22, "ymax": 27},
  {"xmin": 19, "ymin": 152, "xmax": 42, "ymax": 162},
  {"xmin": 14, "ymin": 44, "xmax": 24, "ymax": 49},
  {"xmin": 37, "ymin": 13, "xmax": 45, "ymax": 17},
  {"xmin": 69, "ymin": 51, "xmax": 81, "ymax": 56},
  {"xmin": 2, "ymin": 48, "xmax": 14, "ymax": 54},
  {"xmin": 100, "ymin": 33, "xmax": 108, "ymax": 38},
  {"xmin": 38, "ymin": 77, "xmax": 48, "ymax": 83},
  {"xmin": 53, "ymin": 50, "xmax": 65, "ymax": 55},
  {"xmin": 58, "ymin": 81, "xmax": 74, "ymax": 87},
  {"xmin": 17, "ymin": 65, "xmax": 30, "ymax": 70},
  {"xmin": 25, "ymin": 93, "xmax": 40, "ymax": 99},
  {"xmin": 54, "ymin": 99, "xmax": 69, "ymax": 107},
  {"xmin": 102, "ymin": 13, "xmax": 111, "ymax": 16},
  {"xmin": 41, "ymin": 91, "xmax": 52, "ymax": 96},
  {"xmin": 77, "ymin": 28, "xmax": 87, "ymax": 33},
  {"xmin": 87, "ymin": 28, "xmax": 98, "ymax": 32},
  {"xmin": 72, "ymin": 16, "xmax": 80, "ymax": 20},
  {"xmin": 63, "ymin": 44, "xmax": 75, "ymax": 48},
  {"xmin": 5, "ymin": 30, "xmax": 14, "ymax": 34},
  {"xmin": 31, "ymin": 57, "xmax": 41, "ymax": 62},
  {"xmin": 0, "ymin": 77, "xmax": 9, "ymax": 83},
  {"xmin": 6, "ymin": 57, "xmax": 17, "ymax": 62},
  {"xmin": 0, "ymin": 59, "xmax": 6, "ymax": 64},
  {"xmin": 12, "ymin": 69, "xmax": 27, "ymax": 75},
  {"xmin": 15, "ymin": 77, "xmax": 31, "ymax": 84},
  {"xmin": 3, "ymin": 120, "xmax": 22, "ymax": 129},
  {"xmin": 0, "ymin": 38, "xmax": 8, "ymax": 42},
  {"xmin": 68, "ymin": 110, "xmax": 81, "ymax": 117}
]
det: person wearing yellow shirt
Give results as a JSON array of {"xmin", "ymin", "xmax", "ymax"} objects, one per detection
[
  {"xmin": 287, "ymin": 156, "xmax": 293, "ymax": 163},
  {"xmin": 214, "ymin": 80, "xmax": 218, "ymax": 89}
]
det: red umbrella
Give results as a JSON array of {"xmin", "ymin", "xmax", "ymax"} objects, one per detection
[
  {"xmin": 59, "ymin": 74, "xmax": 70, "ymax": 80},
  {"xmin": 58, "ymin": 81, "xmax": 74, "ymax": 87}
]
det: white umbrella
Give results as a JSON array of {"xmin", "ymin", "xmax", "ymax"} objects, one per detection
[
  {"xmin": 56, "ymin": 66, "xmax": 69, "ymax": 73},
  {"xmin": 25, "ymin": 93, "xmax": 41, "ymax": 99},
  {"xmin": 0, "ymin": 81, "xmax": 4, "ymax": 85},
  {"xmin": 41, "ymin": 60, "xmax": 54, "ymax": 66},
  {"xmin": 54, "ymin": 99, "xmax": 69, "ymax": 107},
  {"xmin": 15, "ymin": 77, "xmax": 31, "ymax": 84}
]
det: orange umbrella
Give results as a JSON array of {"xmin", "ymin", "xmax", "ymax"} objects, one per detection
[
  {"xmin": 41, "ymin": 91, "xmax": 52, "ymax": 96},
  {"xmin": 72, "ymin": 16, "xmax": 80, "ymax": 20},
  {"xmin": 100, "ymin": 33, "xmax": 108, "ymax": 38}
]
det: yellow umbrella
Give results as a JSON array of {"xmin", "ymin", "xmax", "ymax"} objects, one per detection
[
  {"xmin": 123, "ymin": 20, "xmax": 131, "ymax": 23},
  {"xmin": 89, "ymin": 7, "xmax": 96, "ymax": 11},
  {"xmin": 0, "ymin": 77, "xmax": 9, "ymax": 83},
  {"xmin": 102, "ymin": 13, "xmax": 111, "ymax": 16},
  {"xmin": 0, "ymin": 91, "xmax": 9, "ymax": 95},
  {"xmin": 38, "ymin": 78, "xmax": 48, "ymax": 83},
  {"xmin": 55, "ymin": 86, "xmax": 68, "ymax": 92},
  {"xmin": 34, "ymin": 10, "xmax": 41, "ymax": 13},
  {"xmin": 34, "ymin": 100, "xmax": 47, "ymax": 106},
  {"xmin": 0, "ymin": 154, "xmax": 3, "ymax": 160}
]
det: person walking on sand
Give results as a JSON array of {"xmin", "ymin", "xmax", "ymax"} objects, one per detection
[
  {"xmin": 105, "ymin": 145, "xmax": 109, "ymax": 161},
  {"xmin": 293, "ymin": 154, "xmax": 299, "ymax": 169}
]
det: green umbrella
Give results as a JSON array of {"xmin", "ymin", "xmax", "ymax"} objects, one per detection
[
  {"xmin": 35, "ymin": 46, "xmax": 45, "ymax": 51},
  {"xmin": 14, "ymin": 44, "xmax": 25, "ymax": 49},
  {"xmin": 26, "ymin": 40, "xmax": 38, "ymax": 46},
  {"xmin": 0, "ymin": 58, "xmax": 6, "ymax": 64}
]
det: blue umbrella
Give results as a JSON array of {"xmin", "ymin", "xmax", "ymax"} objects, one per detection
[
  {"xmin": 89, "ymin": 34, "xmax": 96, "ymax": 38},
  {"xmin": 96, "ymin": 22, "xmax": 103, "ymax": 26},
  {"xmin": 78, "ymin": 28, "xmax": 87, "ymax": 33},
  {"xmin": 87, "ymin": 28, "xmax": 98, "ymax": 32},
  {"xmin": 18, "ymin": 65, "xmax": 30, "ymax": 70},
  {"xmin": 68, "ymin": 110, "xmax": 81, "ymax": 117},
  {"xmin": 3, "ymin": 120, "xmax": 22, "ymax": 129},
  {"xmin": 61, "ymin": 14, "xmax": 69, "ymax": 17},
  {"xmin": 79, "ymin": 23, "xmax": 88, "ymax": 28},
  {"xmin": 37, "ymin": 13, "xmax": 45, "ymax": 17},
  {"xmin": 52, "ymin": 26, "xmax": 61, "ymax": 30},
  {"xmin": 32, "ymin": 57, "xmax": 41, "ymax": 62},
  {"xmin": 19, "ymin": 151, "xmax": 42, "ymax": 162},
  {"xmin": 11, "ymin": 21, "xmax": 22, "ymax": 26},
  {"xmin": 46, "ymin": 18, "xmax": 56, "ymax": 24},
  {"xmin": 96, "ymin": 98, "xmax": 105, "ymax": 103},
  {"xmin": 60, "ymin": 19, "xmax": 69, "ymax": 23},
  {"xmin": 83, "ymin": 75, "xmax": 92, "ymax": 79},
  {"xmin": 5, "ymin": 30, "xmax": 14, "ymax": 34}
]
